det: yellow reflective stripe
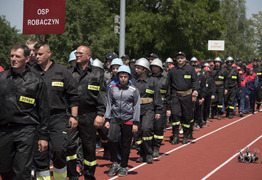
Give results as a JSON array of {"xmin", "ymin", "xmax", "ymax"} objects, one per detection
[
  {"xmin": 232, "ymin": 76, "xmax": 237, "ymax": 79},
  {"xmin": 154, "ymin": 134, "xmax": 164, "ymax": 139},
  {"xmin": 84, "ymin": 159, "xmax": 97, "ymax": 166},
  {"xmin": 256, "ymin": 101, "xmax": 262, "ymax": 104},
  {"xmin": 160, "ymin": 89, "xmax": 167, "ymax": 94},
  {"xmin": 217, "ymin": 105, "xmax": 223, "ymax": 108},
  {"xmin": 96, "ymin": 131, "xmax": 99, "ymax": 135},
  {"xmin": 67, "ymin": 154, "xmax": 77, "ymax": 161},
  {"xmin": 218, "ymin": 76, "xmax": 224, "ymax": 79},
  {"xmin": 172, "ymin": 121, "xmax": 180, "ymax": 126},
  {"xmin": 53, "ymin": 167, "xmax": 67, "ymax": 180},
  {"xmin": 190, "ymin": 119, "xmax": 194, "ymax": 123},
  {"xmin": 135, "ymin": 140, "xmax": 143, "ymax": 145},
  {"xmin": 19, "ymin": 96, "xmax": 35, "ymax": 104},
  {"xmin": 88, "ymin": 85, "xmax": 100, "ymax": 91},
  {"xmin": 142, "ymin": 136, "xmax": 153, "ymax": 141},
  {"xmin": 36, "ymin": 170, "xmax": 51, "ymax": 180},
  {"xmin": 257, "ymin": 73, "xmax": 262, "ymax": 75},
  {"xmin": 182, "ymin": 123, "xmax": 190, "ymax": 128},
  {"xmin": 146, "ymin": 89, "xmax": 154, "ymax": 94},
  {"xmin": 62, "ymin": 131, "xmax": 67, "ymax": 134},
  {"xmin": 100, "ymin": 138, "xmax": 108, "ymax": 143},
  {"xmin": 184, "ymin": 75, "xmax": 191, "ymax": 79},
  {"xmin": 229, "ymin": 106, "xmax": 235, "ymax": 109},
  {"xmin": 36, "ymin": 177, "xmax": 51, "ymax": 180},
  {"xmin": 52, "ymin": 81, "xmax": 64, "ymax": 87}
]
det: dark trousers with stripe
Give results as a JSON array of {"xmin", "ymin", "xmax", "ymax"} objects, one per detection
[
  {"xmin": 137, "ymin": 110, "xmax": 154, "ymax": 156},
  {"xmin": 203, "ymin": 94, "xmax": 212, "ymax": 122},
  {"xmin": 78, "ymin": 112, "xmax": 97, "ymax": 179},
  {"xmin": 108, "ymin": 118, "xmax": 133, "ymax": 168},
  {"xmin": 256, "ymin": 82, "xmax": 262, "ymax": 110},
  {"xmin": 224, "ymin": 87, "xmax": 236, "ymax": 115},
  {"xmin": 0, "ymin": 125, "xmax": 36, "ymax": 180},
  {"xmin": 34, "ymin": 111, "xmax": 69, "ymax": 179},
  {"xmin": 171, "ymin": 94, "xmax": 193, "ymax": 135},
  {"xmin": 212, "ymin": 86, "xmax": 224, "ymax": 116},
  {"xmin": 152, "ymin": 109, "xmax": 166, "ymax": 148}
]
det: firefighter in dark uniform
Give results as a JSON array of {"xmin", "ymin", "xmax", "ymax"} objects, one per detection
[
  {"xmin": 70, "ymin": 45, "xmax": 107, "ymax": 180},
  {"xmin": 132, "ymin": 58, "xmax": 163, "ymax": 164},
  {"xmin": 210, "ymin": 57, "xmax": 227, "ymax": 120},
  {"xmin": 202, "ymin": 66, "xmax": 216, "ymax": 126},
  {"xmin": 166, "ymin": 51, "xmax": 199, "ymax": 145},
  {"xmin": 0, "ymin": 44, "xmax": 49, "ymax": 180},
  {"xmin": 253, "ymin": 58, "xmax": 262, "ymax": 111},
  {"xmin": 224, "ymin": 56, "xmax": 242, "ymax": 119},
  {"xmin": 31, "ymin": 42, "xmax": 79, "ymax": 180},
  {"xmin": 150, "ymin": 58, "xmax": 168, "ymax": 157}
]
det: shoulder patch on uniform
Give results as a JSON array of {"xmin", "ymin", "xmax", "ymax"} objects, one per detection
[{"xmin": 111, "ymin": 85, "xmax": 117, "ymax": 89}]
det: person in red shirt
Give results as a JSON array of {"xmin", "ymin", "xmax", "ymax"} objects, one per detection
[
  {"xmin": 243, "ymin": 64, "xmax": 258, "ymax": 114},
  {"xmin": 0, "ymin": 66, "xmax": 4, "ymax": 72}
]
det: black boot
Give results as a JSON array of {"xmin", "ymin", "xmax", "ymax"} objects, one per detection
[
  {"xmin": 84, "ymin": 166, "xmax": 96, "ymax": 180},
  {"xmin": 171, "ymin": 134, "xmax": 179, "ymax": 145},
  {"xmin": 182, "ymin": 129, "xmax": 189, "ymax": 144},
  {"xmin": 228, "ymin": 112, "xmax": 233, "ymax": 119},
  {"xmin": 152, "ymin": 147, "xmax": 160, "ymax": 157},
  {"xmin": 257, "ymin": 104, "xmax": 261, "ymax": 112}
]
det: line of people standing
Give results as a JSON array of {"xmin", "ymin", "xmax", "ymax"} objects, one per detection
[{"xmin": 0, "ymin": 39, "xmax": 261, "ymax": 180}]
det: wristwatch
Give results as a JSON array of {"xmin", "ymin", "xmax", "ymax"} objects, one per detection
[{"xmin": 70, "ymin": 115, "xmax": 79, "ymax": 121}]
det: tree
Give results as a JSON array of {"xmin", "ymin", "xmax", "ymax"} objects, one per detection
[
  {"xmin": 219, "ymin": 0, "xmax": 255, "ymax": 60},
  {"xmin": 250, "ymin": 11, "xmax": 262, "ymax": 60}
]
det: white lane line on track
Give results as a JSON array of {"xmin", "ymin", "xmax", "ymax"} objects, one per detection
[
  {"xmin": 109, "ymin": 113, "xmax": 253, "ymax": 180},
  {"xmin": 201, "ymin": 134, "xmax": 262, "ymax": 180}
]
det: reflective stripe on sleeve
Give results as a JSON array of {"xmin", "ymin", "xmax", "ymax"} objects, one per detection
[{"xmin": 84, "ymin": 159, "xmax": 97, "ymax": 166}]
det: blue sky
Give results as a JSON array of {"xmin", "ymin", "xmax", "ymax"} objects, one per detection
[{"xmin": 0, "ymin": 0, "xmax": 261, "ymax": 33}]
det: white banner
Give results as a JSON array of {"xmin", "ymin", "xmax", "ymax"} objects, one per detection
[{"xmin": 208, "ymin": 40, "xmax": 225, "ymax": 51}]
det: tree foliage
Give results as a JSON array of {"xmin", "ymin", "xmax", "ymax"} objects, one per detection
[
  {"xmin": 0, "ymin": 0, "xmax": 259, "ymax": 67},
  {"xmin": 219, "ymin": 0, "xmax": 255, "ymax": 60}
]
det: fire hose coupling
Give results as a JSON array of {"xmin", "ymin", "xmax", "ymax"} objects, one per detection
[{"xmin": 237, "ymin": 147, "xmax": 259, "ymax": 164}]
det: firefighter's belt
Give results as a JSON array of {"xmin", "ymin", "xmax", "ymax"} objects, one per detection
[
  {"xmin": 140, "ymin": 98, "xmax": 153, "ymax": 104},
  {"xmin": 215, "ymin": 81, "xmax": 223, "ymax": 85},
  {"xmin": 172, "ymin": 89, "xmax": 192, "ymax": 97}
]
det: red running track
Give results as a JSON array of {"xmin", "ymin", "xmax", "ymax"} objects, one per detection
[
  {"xmin": 91, "ymin": 112, "xmax": 262, "ymax": 180},
  {"xmin": 1, "ymin": 112, "xmax": 262, "ymax": 180}
]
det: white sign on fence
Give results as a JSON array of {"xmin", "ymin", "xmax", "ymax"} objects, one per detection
[{"xmin": 208, "ymin": 40, "xmax": 225, "ymax": 51}]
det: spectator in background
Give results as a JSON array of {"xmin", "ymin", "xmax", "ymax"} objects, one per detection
[
  {"xmin": 0, "ymin": 66, "xmax": 4, "ymax": 72},
  {"xmin": 25, "ymin": 38, "xmax": 38, "ymax": 66}
]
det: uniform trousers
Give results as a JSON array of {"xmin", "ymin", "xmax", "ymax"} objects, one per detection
[
  {"xmin": 171, "ymin": 94, "xmax": 193, "ymax": 134},
  {"xmin": 78, "ymin": 112, "xmax": 97, "ymax": 180},
  {"xmin": 0, "ymin": 125, "xmax": 36, "ymax": 180}
]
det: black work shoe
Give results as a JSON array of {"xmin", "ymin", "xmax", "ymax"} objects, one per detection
[
  {"xmin": 171, "ymin": 135, "xmax": 179, "ymax": 145},
  {"xmin": 136, "ymin": 156, "xmax": 145, "ymax": 163},
  {"xmin": 152, "ymin": 148, "xmax": 160, "ymax": 157},
  {"xmin": 169, "ymin": 135, "xmax": 173, "ymax": 140},
  {"xmin": 188, "ymin": 133, "xmax": 194, "ymax": 140},
  {"xmin": 228, "ymin": 114, "xmax": 233, "ymax": 119},
  {"xmin": 108, "ymin": 163, "xmax": 120, "ymax": 176},
  {"xmin": 218, "ymin": 115, "xmax": 221, "ymax": 120},
  {"xmin": 146, "ymin": 155, "xmax": 153, "ymax": 164},
  {"xmin": 239, "ymin": 112, "xmax": 243, "ymax": 117},
  {"xmin": 182, "ymin": 134, "xmax": 188, "ymax": 144}
]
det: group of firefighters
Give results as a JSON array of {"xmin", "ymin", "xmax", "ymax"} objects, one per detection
[{"xmin": 0, "ymin": 38, "xmax": 261, "ymax": 180}]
